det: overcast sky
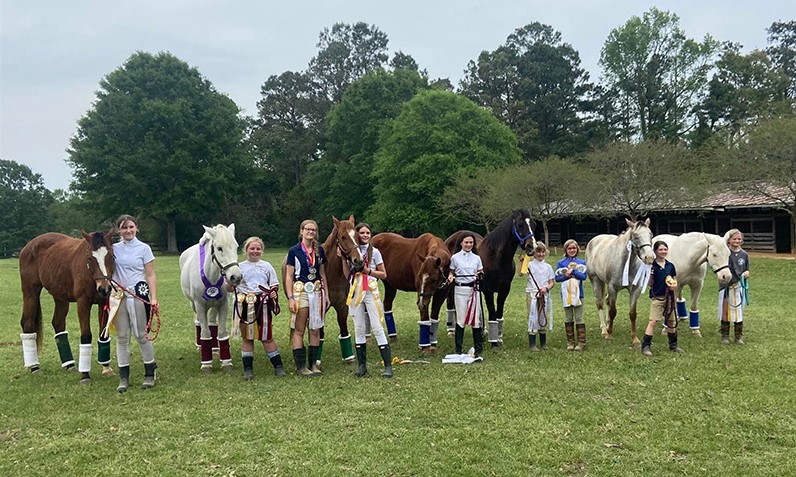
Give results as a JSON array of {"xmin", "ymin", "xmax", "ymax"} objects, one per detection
[{"xmin": 1, "ymin": 1, "xmax": 792, "ymax": 191}]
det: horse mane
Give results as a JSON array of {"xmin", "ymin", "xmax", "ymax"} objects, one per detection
[{"xmin": 482, "ymin": 209, "xmax": 526, "ymax": 250}]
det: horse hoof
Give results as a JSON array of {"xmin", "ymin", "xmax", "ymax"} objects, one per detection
[
  {"xmin": 390, "ymin": 336, "xmax": 398, "ymax": 343},
  {"xmin": 222, "ymin": 364, "xmax": 234, "ymax": 373},
  {"xmin": 692, "ymin": 329, "xmax": 703, "ymax": 338},
  {"xmin": 30, "ymin": 366, "xmax": 41, "ymax": 374},
  {"xmin": 64, "ymin": 363, "xmax": 76, "ymax": 371},
  {"xmin": 632, "ymin": 339, "xmax": 641, "ymax": 347},
  {"xmin": 200, "ymin": 365, "xmax": 213, "ymax": 374},
  {"xmin": 101, "ymin": 366, "xmax": 115, "ymax": 377},
  {"xmin": 421, "ymin": 347, "xmax": 435, "ymax": 356},
  {"xmin": 447, "ymin": 331, "xmax": 454, "ymax": 338},
  {"xmin": 80, "ymin": 378, "xmax": 91, "ymax": 385}
]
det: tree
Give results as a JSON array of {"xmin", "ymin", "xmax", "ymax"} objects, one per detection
[
  {"xmin": 767, "ymin": 20, "xmax": 796, "ymax": 99},
  {"xmin": 68, "ymin": 51, "xmax": 251, "ymax": 253},
  {"xmin": 440, "ymin": 168, "xmax": 506, "ymax": 233},
  {"xmin": 0, "ymin": 159, "xmax": 53, "ymax": 256},
  {"xmin": 599, "ymin": 8, "xmax": 720, "ymax": 141},
  {"xmin": 308, "ymin": 22, "xmax": 390, "ymax": 104},
  {"xmin": 583, "ymin": 140, "xmax": 704, "ymax": 220},
  {"xmin": 488, "ymin": 157, "xmax": 586, "ymax": 245},
  {"xmin": 460, "ymin": 23, "xmax": 592, "ymax": 161},
  {"xmin": 693, "ymin": 46, "xmax": 791, "ymax": 146},
  {"xmin": 369, "ymin": 90, "xmax": 521, "ymax": 235},
  {"xmin": 304, "ymin": 68, "xmax": 429, "ymax": 221}
]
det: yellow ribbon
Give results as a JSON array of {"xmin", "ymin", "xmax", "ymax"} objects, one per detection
[{"xmin": 520, "ymin": 254, "xmax": 531, "ymax": 275}]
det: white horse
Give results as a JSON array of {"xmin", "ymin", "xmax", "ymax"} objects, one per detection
[
  {"xmin": 586, "ymin": 218, "xmax": 655, "ymax": 345},
  {"xmin": 179, "ymin": 224, "xmax": 242, "ymax": 372},
  {"xmin": 652, "ymin": 232, "xmax": 732, "ymax": 336}
]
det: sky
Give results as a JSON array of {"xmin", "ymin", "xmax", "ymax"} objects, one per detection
[{"xmin": 1, "ymin": 1, "xmax": 793, "ymax": 191}]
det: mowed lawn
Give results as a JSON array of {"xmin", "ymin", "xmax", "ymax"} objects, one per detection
[{"xmin": 1, "ymin": 250, "xmax": 795, "ymax": 476}]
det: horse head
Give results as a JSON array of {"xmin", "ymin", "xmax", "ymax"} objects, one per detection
[
  {"xmin": 512, "ymin": 209, "xmax": 537, "ymax": 254},
  {"xmin": 332, "ymin": 215, "xmax": 363, "ymax": 269},
  {"xmin": 202, "ymin": 223, "xmax": 242, "ymax": 286},
  {"xmin": 706, "ymin": 234, "xmax": 732, "ymax": 285},
  {"xmin": 626, "ymin": 218, "xmax": 654, "ymax": 265},
  {"xmin": 82, "ymin": 229, "xmax": 115, "ymax": 298},
  {"xmin": 414, "ymin": 249, "xmax": 450, "ymax": 311}
]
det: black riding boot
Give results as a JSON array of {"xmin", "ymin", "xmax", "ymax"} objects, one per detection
[
  {"xmin": 473, "ymin": 327, "xmax": 484, "ymax": 357},
  {"xmin": 668, "ymin": 331, "xmax": 684, "ymax": 353},
  {"xmin": 293, "ymin": 347, "xmax": 313, "ymax": 376},
  {"xmin": 142, "ymin": 362, "xmax": 157, "ymax": 389},
  {"xmin": 734, "ymin": 322, "xmax": 745, "ymax": 345},
  {"xmin": 641, "ymin": 334, "xmax": 653, "ymax": 356},
  {"xmin": 117, "ymin": 365, "xmax": 130, "ymax": 393},
  {"xmin": 242, "ymin": 354, "xmax": 254, "ymax": 381},
  {"xmin": 355, "ymin": 344, "xmax": 367, "ymax": 377},
  {"xmin": 308, "ymin": 345, "xmax": 322, "ymax": 375},
  {"xmin": 454, "ymin": 325, "xmax": 465, "ymax": 354},
  {"xmin": 720, "ymin": 320, "xmax": 731, "ymax": 345},
  {"xmin": 539, "ymin": 332, "xmax": 547, "ymax": 350},
  {"xmin": 528, "ymin": 333, "xmax": 539, "ymax": 352},
  {"xmin": 379, "ymin": 345, "xmax": 393, "ymax": 378}
]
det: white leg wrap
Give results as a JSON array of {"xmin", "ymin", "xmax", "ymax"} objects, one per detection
[
  {"xmin": 78, "ymin": 343, "xmax": 92, "ymax": 373},
  {"xmin": 21, "ymin": 333, "xmax": 39, "ymax": 368}
]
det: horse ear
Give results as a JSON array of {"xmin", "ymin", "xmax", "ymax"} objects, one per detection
[
  {"xmin": 348, "ymin": 214, "xmax": 355, "ymax": 222},
  {"xmin": 202, "ymin": 225, "xmax": 214, "ymax": 237},
  {"xmin": 332, "ymin": 216, "xmax": 340, "ymax": 226},
  {"xmin": 228, "ymin": 223, "xmax": 236, "ymax": 236},
  {"xmin": 81, "ymin": 230, "xmax": 91, "ymax": 242},
  {"xmin": 625, "ymin": 218, "xmax": 634, "ymax": 228},
  {"xmin": 644, "ymin": 218, "xmax": 651, "ymax": 228},
  {"xmin": 104, "ymin": 228, "xmax": 114, "ymax": 243}
]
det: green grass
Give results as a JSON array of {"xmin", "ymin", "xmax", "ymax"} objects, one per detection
[{"xmin": 1, "ymin": 250, "xmax": 795, "ymax": 476}]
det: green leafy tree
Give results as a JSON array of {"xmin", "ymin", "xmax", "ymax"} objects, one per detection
[
  {"xmin": 68, "ymin": 51, "xmax": 251, "ymax": 253},
  {"xmin": 599, "ymin": 8, "xmax": 720, "ymax": 141},
  {"xmin": 0, "ymin": 159, "xmax": 53, "ymax": 256},
  {"xmin": 305, "ymin": 68, "xmax": 429, "ymax": 221},
  {"xmin": 694, "ymin": 47, "xmax": 791, "ymax": 146},
  {"xmin": 48, "ymin": 189, "xmax": 104, "ymax": 237},
  {"xmin": 767, "ymin": 20, "xmax": 796, "ymax": 99},
  {"xmin": 460, "ymin": 22, "xmax": 592, "ymax": 161},
  {"xmin": 369, "ymin": 90, "xmax": 521, "ymax": 235}
]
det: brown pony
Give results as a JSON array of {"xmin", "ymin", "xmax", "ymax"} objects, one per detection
[
  {"xmin": 445, "ymin": 210, "xmax": 536, "ymax": 349},
  {"xmin": 283, "ymin": 216, "xmax": 362, "ymax": 363},
  {"xmin": 371, "ymin": 232, "xmax": 451, "ymax": 353},
  {"xmin": 19, "ymin": 231, "xmax": 116, "ymax": 383}
]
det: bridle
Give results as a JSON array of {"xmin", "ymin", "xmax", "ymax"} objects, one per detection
[
  {"xmin": 417, "ymin": 263, "xmax": 448, "ymax": 297},
  {"xmin": 86, "ymin": 251, "xmax": 113, "ymax": 287},
  {"xmin": 210, "ymin": 243, "xmax": 239, "ymax": 278},
  {"xmin": 513, "ymin": 222, "xmax": 535, "ymax": 247},
  {"xmin": 705, "ymin": 242, "xmax": 730, "ymax": 275}
]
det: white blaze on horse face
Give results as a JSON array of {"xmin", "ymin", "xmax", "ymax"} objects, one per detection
[
  {"xmin": 92, "ymin": 247, "xmax": 109, "ymax": 279},
  {"xmin": 419, "ymin": 273, "xmax": 428, "ymax": 298},
  {"xmin": 525, "ymin": 218, "xmax": 537, "ymax": 249}
]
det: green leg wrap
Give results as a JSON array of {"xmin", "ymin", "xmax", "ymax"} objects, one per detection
[
  {"xmin": 54, "ymin": 332, "xmax": 75, "ymax": 368},
  {"xmin": 316, "ymin": 338, "xmax": 324, "ymax": 364},
  {"xmin": 97, "ymin": 338, "xmax": 111, "ymax": 365},
  {"xmin": 339, "ymin": 335, "xmax": 354, "ymax": 361}
]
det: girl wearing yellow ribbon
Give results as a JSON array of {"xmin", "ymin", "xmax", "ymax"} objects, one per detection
[
  {"xmin": 342, "ymin": 223, "xmax": 392, "ymax": 378},
  {"xmin": 554, "ymin": 239, "xmax": 588, "ymax": 351}
]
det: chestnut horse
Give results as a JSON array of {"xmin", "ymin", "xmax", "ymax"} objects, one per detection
[
  {"xmin": 445, "ymin": 210, "xmax": 537, "ymax": 349},
  {"xmin": 370, "ymin": 232, "xmax": 451, "ymax": 352},
  {"xmin": 282, "ymin": 216, "xmax": 362, "ymax": 364},
  {"xmin": 19, "ymin": 231, "xmax": 116, "ymax": 383}
]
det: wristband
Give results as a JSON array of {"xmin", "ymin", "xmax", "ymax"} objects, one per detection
[{"xmin": 289, "ymin": 295, "xmax": 295, "ymax": 300}]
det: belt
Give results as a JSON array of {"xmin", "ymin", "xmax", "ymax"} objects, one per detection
[{"xmin": 456, "ymin": 282, "xmax": 475, "ymax": 287}]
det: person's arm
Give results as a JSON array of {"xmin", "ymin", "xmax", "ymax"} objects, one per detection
[
  {"xmin": 371, "ymin": 262, "xmax": 387, "ymax": 281},
  {"xmin": 144, "ymin": 260, "xmax": 157, "ymax": 306},
  {"xmin": 285, "ymin": 264, "xmax": 297, "ymax": 313}
]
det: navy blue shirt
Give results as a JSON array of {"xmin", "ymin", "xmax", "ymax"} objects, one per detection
[
  {"xmin": 287, "ymin": 242, "xmax": 327, "ymax": 283},
  {"xmin": 649, "ymin": 260, "xmax": 676, "ymax": 299}
]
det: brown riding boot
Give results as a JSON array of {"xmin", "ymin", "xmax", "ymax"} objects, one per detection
[
  {"xmin": 720, "ymin": 321, "xmax": 731, "ymax": 345},
  {"xmin": 734, "ymin": 322, "xmax": 745, "ymax": 345},
  {"xmin": 574, "ymin": 324, "xmax": 586, "ymax": 352},
  {"xmin": 565, "ymin": 323, "xmax": 575, "ymax": 351}
]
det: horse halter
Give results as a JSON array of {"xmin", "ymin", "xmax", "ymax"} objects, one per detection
[
  {"xmin": 210, "ymin": 244, "xmax": 239, "ymax": 278},
  {"xmin": 513, "ymin": 222, "xmax": 535, "ymax": 245},
  {"xmin": 85, "ymin": 255, "xmax": 113, "ymax": 283},
  {"xmin": 706, "ymin": 245, "xmax": 730, "ymax": 275},
  {"xmin": 417, "ymin": 263, "xmax": 448, "ymax": 297}
]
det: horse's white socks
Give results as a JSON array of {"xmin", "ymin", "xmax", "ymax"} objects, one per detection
[
  {"xmin": 21, "ymin": 332, "xmax": 39, "ymax": 368},
  {"xmin": 78, "ymin": 343, "xmax": 92, "ymax": 372}
]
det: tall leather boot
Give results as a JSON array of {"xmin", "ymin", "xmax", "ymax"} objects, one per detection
[
  {"xmin": 720, "ymin": 320, "xmax": 731, "ymax": 345},
  {"xmin": 454, "ymin": 325, "xmax": 464, "ymax": 354},
  {"xmin": 355, "ymin": 344, "xmax": 367, "ymax": 377},
  {"xmin": 242, "ymin": 353, "xmax": 254, "ymax": 381},
  {"xmin": 117, "ymin": 365, "xmax": 130, "ymax": 393},
  {"xmin": 528, "ymin": 333, "xmax": 539, "ymax": 352},
  {"xmin": 574, "ymin": 324, "xmax": 586, "ymax": 352},
  {"xmin": 142, "ymin": 362, "xmax": 157, "ymax": 389},
  {"xmin": 565, "ymin": 323, "xmax": 575, "ymax": 351},
  {"xmin": 293, "ymin": 347, "xmax": 314, "ymax": 376},
  {"xmin": 734, "ymin": 322, "xmax": 745, "ymax": 345},
  {"xmin": 539, "ymin": 331, "xmax": 547, "ymax": 350},
  {"xmin": 379, "ymin": 345, "xmax": 393, "ymax": 378},
  {"xmin": 668, "ymin": 331, "xmax": 684, "ymax": 353},
  {"xmin": 473, "ymin": 327, "xmax": 484, "ymax": 358}
]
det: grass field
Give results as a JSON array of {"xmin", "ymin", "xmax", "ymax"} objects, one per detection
[{"xmin": 1, "ymin": 250, "xmax": 795, "ymax": 476}]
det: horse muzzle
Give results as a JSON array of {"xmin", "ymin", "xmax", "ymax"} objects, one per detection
[{"xmin": 96, "ymin": 281, "xmax": 113, "ymax": 298}]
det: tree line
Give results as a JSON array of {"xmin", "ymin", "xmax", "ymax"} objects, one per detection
[{"xmin": 2, "ymin": 9, "xmax": 794, "ymax": 255}]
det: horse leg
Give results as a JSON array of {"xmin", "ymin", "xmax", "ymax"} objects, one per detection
[
  {"xmin": 606, "ymin": 293, "xmax": 617, "ymax": 342},
  {"xmin": 444, "ymin": 285, "xmax": 456, "ymax": 337},
  {"xmin": 73, "ymin": 299, "xmax": 98, "ymax": 384},
  {"xmin": 688, "ymin": 282, "xmax": 703, "ymax": 337},
  {"xmin": 20, "ymin": 283, "xmax": 43, "ymax": 372},
  {"xmin": 382, "ymin": 284, "xmax": 398, "ymax": 341},
  {"xmin": 196, "ymin": 305, "xmax": 213, "ymax": 373},
  {"xmin": 216, "ymin": 300, "xmax": 233, "ymax": 370},
  {"xmin": 591, "ymin": 279, "xmax": 608, "ymax": 339},
  {"xmin": 430, "ymin": 289, "xmax": 448, "ymax": 347},
  {"xmin": 52, "ymin": 299, "xmax": 76, "ymax": 372},
  {"xmin": 628, "ymin": 291, "xmax": 641, "ymax": 347}
]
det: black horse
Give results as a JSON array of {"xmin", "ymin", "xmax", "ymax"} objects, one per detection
[{"xmin": 442, "ymin": 210, "xmax": 537, "ymax": 349}]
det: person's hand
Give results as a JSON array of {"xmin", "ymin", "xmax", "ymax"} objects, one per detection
[
  {"xmin": 743, "ymin": 271, "xmax": 750, "ymax": 279},
  {"xmin": 270, "ymin": 289, "xmax": 278, "ymax": 300},
  {"xmin": 288, "ymin": 296, "xmax": 297, "ymax": 314}
]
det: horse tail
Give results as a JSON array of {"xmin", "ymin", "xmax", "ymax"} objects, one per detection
[{"xmin": 35, "ymin": 299, "xmax": 43, "ymax": 349}]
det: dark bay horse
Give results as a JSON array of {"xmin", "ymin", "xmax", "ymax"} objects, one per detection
[
  {"xmin": 586, "ymin": 218, "xmax": 655, "ymax": 345},
  {"xmin": 19, "ymin": 231, "xmax": 116, "ymax": 383},
  {"xmin": 445, "ymin": 210, "xmax": 537, "ymax": 349},
  {"xmin": 371, "ymin": 232, "xmax": 451, "ymax": 353},
  {"xmin": 283, "ymin": 216, "xmax": 362, "ymax": 364}
]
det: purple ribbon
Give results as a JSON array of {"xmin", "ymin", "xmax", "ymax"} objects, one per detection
[{"xmin": 200, "ymin": 242, "xmax": 224, "ymax": 301}]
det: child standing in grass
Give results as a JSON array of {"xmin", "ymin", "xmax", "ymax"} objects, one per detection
[
  {"xmin": 555, "ymin": 239, "xmax": 588, "ymax": 351},
  {"xmin": 521, "ymin": 242, "xmax": 554, "ymax": 352},
  {"xmin": 641, "ymin": 241, "xmax": 682, "ymax": 356},
  {"xmin": 718, "ymin": 229, "xmax": 750, "ymax": 345}
]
